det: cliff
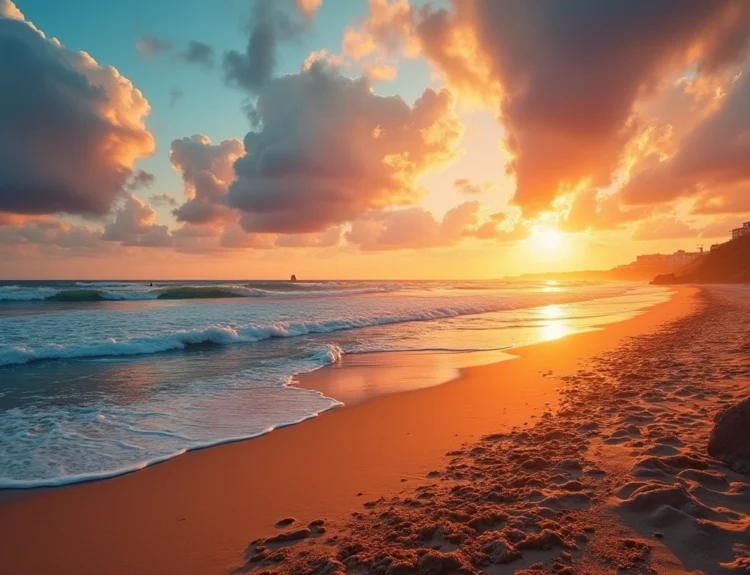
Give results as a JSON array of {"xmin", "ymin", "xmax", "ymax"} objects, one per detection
[{"xmin": 652, "ymin": 235, "xmax": 750, "ymax": 284}]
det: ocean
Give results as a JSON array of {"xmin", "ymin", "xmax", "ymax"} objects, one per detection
[{"xmin": 0, "ymin": 279, "xmax": 670, "ymax": 488}]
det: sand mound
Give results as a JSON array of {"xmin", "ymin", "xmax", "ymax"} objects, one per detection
[{"xmin": 708, "ymin": 396, "xmax": 750, "ymax": 474}]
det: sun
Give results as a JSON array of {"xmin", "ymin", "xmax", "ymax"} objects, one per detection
[{"xmin": 530, "ymin": 226, "xmax": 566, "ymax": 251}]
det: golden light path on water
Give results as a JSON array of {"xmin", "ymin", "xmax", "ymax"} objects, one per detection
[{"xmin": 539, "ymin": 303, "xmax": 569, "ymax": 341}]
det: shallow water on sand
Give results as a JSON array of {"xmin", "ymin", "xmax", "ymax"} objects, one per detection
[{"xmin": 0, "ymin": 279, "xmax": 670, "ymax": 487}]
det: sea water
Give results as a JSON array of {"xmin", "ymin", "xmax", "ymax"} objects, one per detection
[{"xmin": 0, "ymin": 279, "xmax": 670, "ymax": 487}]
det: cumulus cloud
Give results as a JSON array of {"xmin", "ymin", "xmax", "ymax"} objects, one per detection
[
  {"xmin": 302, "ymin": 49, "xmax": 343, "ymax": 71},
  {"xmin": 0, "ymin": 218, "xmax": 103, "ymax": 251},
  {"xmin": 167, "ymin": 130, "xmax": 356, "ymax": 253},
  {"xmin": 632, "ymin": 216, "xmax": 699, "ymax": 241},
  {"xmin": 135, "ymin": 34, "xmax": 170, "ymax": 58},
  {"xmin": 341, "ymin": 0, "xmax": 419, "ymax": 82},
  {"xmin": 275, "ymin": 226, "xmax": 342, "ymax": 248},
  {"xmin": 368, "ymin": 1, "xmax": 750, "ymax": 214},
  {"xmin": 623, "ymin": 71, "xmax": 750, "ymax": 207},
  {"xmin": 227, "ymin": 62, "xmax": 461, "ymax": 234},
  {"xmin": 102, "ymin": 195, "xmax": 172, "ymax": 247},
  {"xmin": 561, "ymin": 189, "xmax": 653, "ymax": 233},
  {"xmin": 296, "ymin": 0, "xmax": 322, "ymax": 18},
  {"xmin": 170, "ymin": 135, "xmax": 244, "ymax": 225},
  {"xmin": 343, "ymin": 0, "xmax": 418, "ymax": 59},
  {"xmin": 346, "ymin": 202, "xmax": 523, "ymax": 250},
  {"xmin": 699, "ymin": 216, "xmax": 749, "ymax": 239},
  {"xmin": 0, "ymin": 0, "xmax": 23, "ymax": 20},
  {"xmin": 180, "ymin": 40, "xmax": 214, "ymax": 68},
  {"xmin": 218, "ymin": 223, "xmax": 276, "ymax": 249},
  {"xmin": 0, "ymin": 2, "xmax": 155, "ymax": 216},
  {"xmin": 691, "ymin": 186, "xmax": 750, "ymax": 215}
]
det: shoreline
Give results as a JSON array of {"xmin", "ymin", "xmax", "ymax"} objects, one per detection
[
  {"xmin": 0, "ymin": 286, "xmax": 694, "ymax": 575},
  {"xmin": 0, "ymin": 285, "xmax": 666, "ymax": 490},
  {"xmin": 248, "ymin": 284, "xmax": 749, "ymax": 574}
]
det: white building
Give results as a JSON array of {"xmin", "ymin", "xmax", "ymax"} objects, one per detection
[
  {"xmin": 732, "ymin": 222, "xmax": 750, "ymax": 240},
  {"xmin": 634, "ymin": 249, "xmax": 702, "ymax": 269},
  {"xmin": 666, "ymin": 250, "xmax": 702, "ymax": 267}
]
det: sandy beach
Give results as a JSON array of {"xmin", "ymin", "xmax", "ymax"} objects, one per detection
[{"xmin": 1, "ymin": 285, "xmax": 749, "ymax": 575}]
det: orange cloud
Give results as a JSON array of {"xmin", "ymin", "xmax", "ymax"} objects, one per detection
[
  {"xmin": 632, "ymin": 216, "xmax": 699, "ymax": 241},
  {"xmin": 341, "ymin": 0, "xmax": 421, "ymax": 81},
  {"xmin": 296, "ymin": 0, "xmax": 322, "ymax": 18},
  {"xmin": 622, "ymin": 71, "xmax": 750, "ymax": 207},
  {"xmin": 560, "ymin": 190, "xmax": 654, "ymax": 233},
  {"xmin": 347, "ymin": 202, "xmax": 524, "ymax": 250},
  {"xmin": 355, "ymin": 1, "xmax": 750, "ymax": 217}
]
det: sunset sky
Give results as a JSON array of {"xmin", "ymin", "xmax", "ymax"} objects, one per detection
[{"xmin": 2, "ymin": 0, "xmax": 749, "ymax": 279}]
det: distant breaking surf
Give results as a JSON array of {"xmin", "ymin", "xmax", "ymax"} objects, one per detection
[
  {"xmin": 0, "ymin": 301, "xmax": 519, "ymax": 366},
  {"xmin": 0, "ymin": 283, "xmax": 400, "ymax": 303}
]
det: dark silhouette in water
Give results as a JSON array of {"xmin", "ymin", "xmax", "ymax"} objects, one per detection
[
  {"xmin": 149, "ymin": 282, "xmax": 153, "ymax": 287},
  {"xmin": 290, "ymin": 274, "xmax": 297, "ymax": 282}
]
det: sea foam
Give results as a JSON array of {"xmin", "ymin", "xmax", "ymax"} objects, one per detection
[{"xmin": 0, "ymin": 302, "xmax": 513, "ymax": 366}]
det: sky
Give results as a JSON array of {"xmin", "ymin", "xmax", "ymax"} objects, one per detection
[{"xmin": 1, "ymin": 0, "xmax": 749, "ymax": 279}]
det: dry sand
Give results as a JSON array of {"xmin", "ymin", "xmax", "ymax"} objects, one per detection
[
  {"xmin": 241, "ymin": 286, "xmax": 750, "ymax": 575},
  {"xmin": 1, "ymin": 286, "xmax": 747, "ymax": 575}
]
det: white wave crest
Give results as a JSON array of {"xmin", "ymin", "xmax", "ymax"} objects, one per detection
[
  {"xmin": 0, "ymin": 286, "xmax": 59, "ymax": 301},
  {"xmin": 0, "ymin": 303, "xmax": 507, "ymax": 366}
]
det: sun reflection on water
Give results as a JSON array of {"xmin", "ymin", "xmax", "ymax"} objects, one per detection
[{"xmin": 539, "ymin": 304, "xmax": 569, "ymax": 341}]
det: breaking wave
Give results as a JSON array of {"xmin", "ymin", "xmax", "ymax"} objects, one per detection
[
  {"xmin": 0, "ymin": 283, "xmax": 398, "ymax": 303},
  {"xmin": 0, "ymin": 302, "xmax": 512, "ymax": 366}
]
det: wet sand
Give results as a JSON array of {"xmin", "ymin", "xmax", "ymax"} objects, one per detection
[
  {"xmin": 243, "ymin": 286, "xmax": 750, "ymax": 575},
  {"xmin": 0, "ymin": 286, "xmax": 709, "ymax": 575}
]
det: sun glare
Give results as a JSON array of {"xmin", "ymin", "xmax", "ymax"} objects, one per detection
[
  {"xmin": 539, "ymin": 305, "xmax": 568, "ymax": 340},
  {"xmin": 531, "ymin": 226, "xmax": 566, "ymax": 251}
]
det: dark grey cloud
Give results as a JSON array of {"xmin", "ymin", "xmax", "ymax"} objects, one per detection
[
  {"xmin": 126, "ymin": 170, "xmax": 155, "ymax": 191},
  {"xmin": 180, "ymin": 40, "xmax": 214, "ymax": 69},
  {"xmin": 223, "ymin": 0, "xmax": 308, "ymax": 94},
  {"xmin": 0, "ymin": 5, "xmax": 154, "ymax": 216}
]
